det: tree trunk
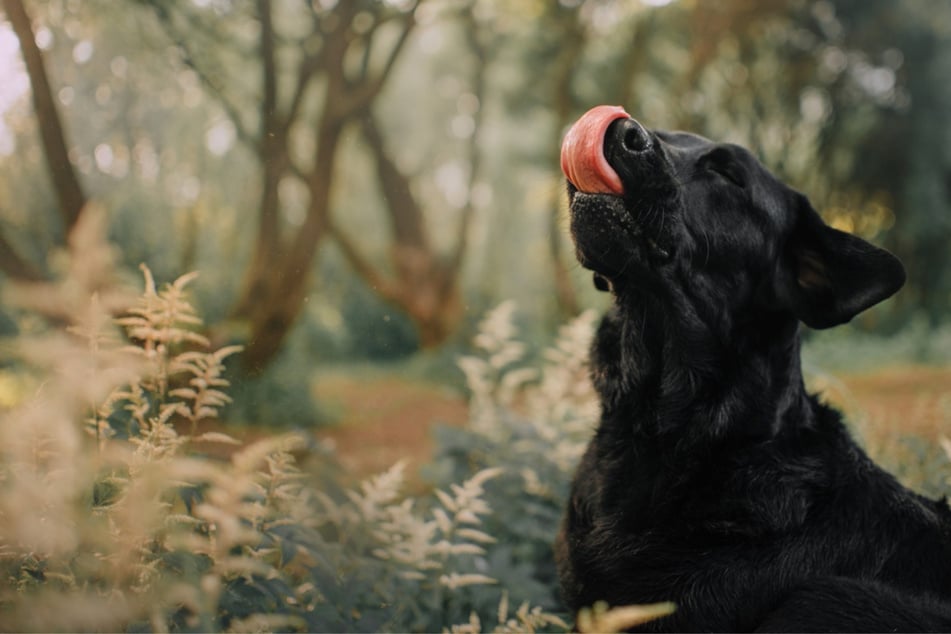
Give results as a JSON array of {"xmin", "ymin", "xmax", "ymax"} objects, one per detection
[
  {"xmin": 154, "ymin": 0, "xmax": 426, "ymax": 372},
  {"xmin": 546, "ymin": 14, "xmax": 585, "ymax": 318},
  {"xmin": 1, "ymin": 0, "xmax": 86, "ymax": 282},
  {"xmin": 3, "ymin": 0, "xmax": 86, "ymax": 232},
  {"xmin": 239, "ymin": 263, "xmax": 314, "ymax": 374},
  {"xmin": 351, "ymin": 111, "xmax": 467, "ymax": 349},
  {"xmin": 548, "ymin": 197, "xmax": 580, "ymax": 316},
  {"xmin": 0, "ymin": 228, "xmax": 43, "ymax": 280},
  {"xmin": 413, "ymin": 285, "xmax": 461, "ymax": 348},
  {"xmin": 237, "ymin": 114, "xmax": 344, "ymax": 373}
]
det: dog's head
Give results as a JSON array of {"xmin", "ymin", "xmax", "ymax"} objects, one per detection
[{"xmin": 562, "ymin": 105, "xmax": 905, "ymax": 331}]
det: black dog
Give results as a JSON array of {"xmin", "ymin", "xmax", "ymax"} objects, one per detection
[{"xmin": 555, "ymin": 105, "xmax": 951, "ymax": 632}]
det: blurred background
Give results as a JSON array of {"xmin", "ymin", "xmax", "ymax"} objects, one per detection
[{"xmin": 1, "ymin": 0, "xmax": 949, "ymax": 470}]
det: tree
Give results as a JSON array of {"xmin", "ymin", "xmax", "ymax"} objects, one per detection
[
  {"xmin": 328, "ymin": 0, "xmax": 490, "ymax": 349},
  {"xmin": 0, "ymin": 0, "xmax": 86, "ymax": 281},
  {"xmin": 825, "ymin": 0, "xmax": 951, "ymax": 327},
  {"xmin": 3, "ymin": 0, "xmax": 948, "ymax": 372},
  {"xmin": 145, "ymin": 0, "xmax": 488, "ymax": 371}
]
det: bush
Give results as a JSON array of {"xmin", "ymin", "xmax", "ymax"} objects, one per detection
[
  {"xmin": 802, "ymin": 317, "xmax": 951, "ymax": 372},
  {"xmin": 0, "ymin": 213, "xmax": 583, "ymax": 632},
  {"xmin": 424, "ymin": 301, "xmax": 601, "ymax": 614}
]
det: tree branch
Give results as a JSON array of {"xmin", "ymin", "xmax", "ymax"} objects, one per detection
[
  {"xmin": 447, "ymin": 1, "xmax": 489, "ymax": 280},
  {"xmin": 337, "ymin": 7, "xmax": 418, "ymax": 115},
  {"xmin": 282, "ymin": 52, "xmax": 322, "ymax": 135},
  {"xmin": 545, "ymin": 6, "xmax": 587, "ymax": 317},
  {"xmin": 360, "ymin": 111, "xmax": 429, "ymax": 252},
  {"xmin": 326, "ymin": 220, "xmax": 399, "ymax": 301},
  {"xmin": 257, "ymin": 0, "xmax": 277, "ymax": 140},
  {"xmin": 253, "ymin": 0, "xmax": 284, "ymax": 254},
  {"xmin": 147, "ymin": 1, "xmax": 257, "ymax": 149}
]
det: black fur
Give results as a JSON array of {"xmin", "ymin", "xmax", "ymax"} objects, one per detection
[{"xmin": 555, "ymin": 118, "xmax": 951, "ymax": 631}]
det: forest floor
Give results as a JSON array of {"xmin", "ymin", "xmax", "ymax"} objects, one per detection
[
  {"xmin": 309, "ymin": 365, "xmax": 951, "ymax": 481},
  {"xmin": 312, "ymin": 374, "xmax": 468, "ymax": 480},
  {"xmin": 196, "ymin": 365, "xmax": 950, "ymax": 486}
]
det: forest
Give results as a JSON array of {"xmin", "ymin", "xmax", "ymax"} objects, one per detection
[{"xmin": 0, "ymin": 0, "xmax": 949, "ymax": 631}]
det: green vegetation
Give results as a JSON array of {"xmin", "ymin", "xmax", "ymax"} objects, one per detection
[{"xmin": 0, "ymin": 218, "xmax": 682, "ymax": 631}]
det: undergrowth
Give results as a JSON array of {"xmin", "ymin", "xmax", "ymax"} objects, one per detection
[{"xmin": 0, "ymin": 210, "xmax": 675, "ymax": 632}]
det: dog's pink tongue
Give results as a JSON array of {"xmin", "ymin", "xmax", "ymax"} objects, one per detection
[{"xmin": 561, "ymin": 105, "xmax": 630, "ymax": 195}]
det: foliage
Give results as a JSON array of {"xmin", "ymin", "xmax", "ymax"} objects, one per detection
[
  {"xmin": 0, "ymin": 210, "xmax": 683, "ymax": 631},
  {"xmin": 223, "ymin": 341, "xmax": 332, "ymax": 429},
  {"xmin": 803, "ymin": 318, "xmax": 951, "ymax": 372},
  {"xmin": 425, "ymin": 301, "xmax": 601, "ymax": 613},
  {"xmin": 325, "ymin": 278, "xmax": 421, "ymax": 362},
  {"xmin": 0, "ymin": 214, "xmax": 597, "ymax": 632},
  {"xmin": 884, "ymin": 435, "xmax": 951, "ymax": 500}
]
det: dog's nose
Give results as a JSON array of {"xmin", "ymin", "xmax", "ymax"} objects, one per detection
[{"xmin": 610, "ymin": 117, "xmax": 652, "ymax": 154}]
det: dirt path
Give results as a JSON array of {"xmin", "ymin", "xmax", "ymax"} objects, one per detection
[
  {"xmin": 312, "ymin": 365, "xmax": 950, "ymax": 481},
  {"xmin": 810, "ymin": 365, "xmax": 951, "ymax": 462},
  {"xmin": 313, "ymin": 374, "xmax": 468, "ymax": 480}
]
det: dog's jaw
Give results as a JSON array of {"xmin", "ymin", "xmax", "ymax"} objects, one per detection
[
  {"xmin": 562, "ymin": 107, "xmax": 681, "ymax": 287},
  {"xmin": 567, "ymin": 191, "xmax": 676, "ymax": 292}
]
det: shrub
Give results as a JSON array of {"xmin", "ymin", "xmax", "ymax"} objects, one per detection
[
  {"xmin": 425, "ymin": 301, "xmax": 601, "ymax": 614},
  {"xmin": 0, "ymin": 212, "xmax": 579, "ymax": 632}
]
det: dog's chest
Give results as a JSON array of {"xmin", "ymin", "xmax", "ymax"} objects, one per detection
[{"xmin": 595, "ymin": 433, "xmax": 823, "ymax": 538}]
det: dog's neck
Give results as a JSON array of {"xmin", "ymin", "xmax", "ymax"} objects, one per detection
[{"xmin": 591, "ymin": 299, "xmax": 813, "ymax": 448}]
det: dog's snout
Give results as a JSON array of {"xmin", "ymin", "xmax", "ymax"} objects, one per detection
[{"xmin": 610, "ymin": 117, "xmax": 652, "ymax": 154}]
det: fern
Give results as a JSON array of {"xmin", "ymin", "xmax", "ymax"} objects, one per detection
[{"xmin": 0, "ymin": 211, "xmax": 676, "ymax": 632}]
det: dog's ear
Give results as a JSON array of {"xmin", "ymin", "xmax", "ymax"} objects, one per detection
[
  {"xmin": 778, "ymin": 195, "xmax": 905, "ymax": 329},
  {"xmin": 593, "ymin": 273, "xmax": 612, "ymax": 292}
]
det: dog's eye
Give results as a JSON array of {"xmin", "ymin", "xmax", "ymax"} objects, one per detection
[{"xmin": 703, "ymin": 150, "xmax": 747, "ymax": 189}]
